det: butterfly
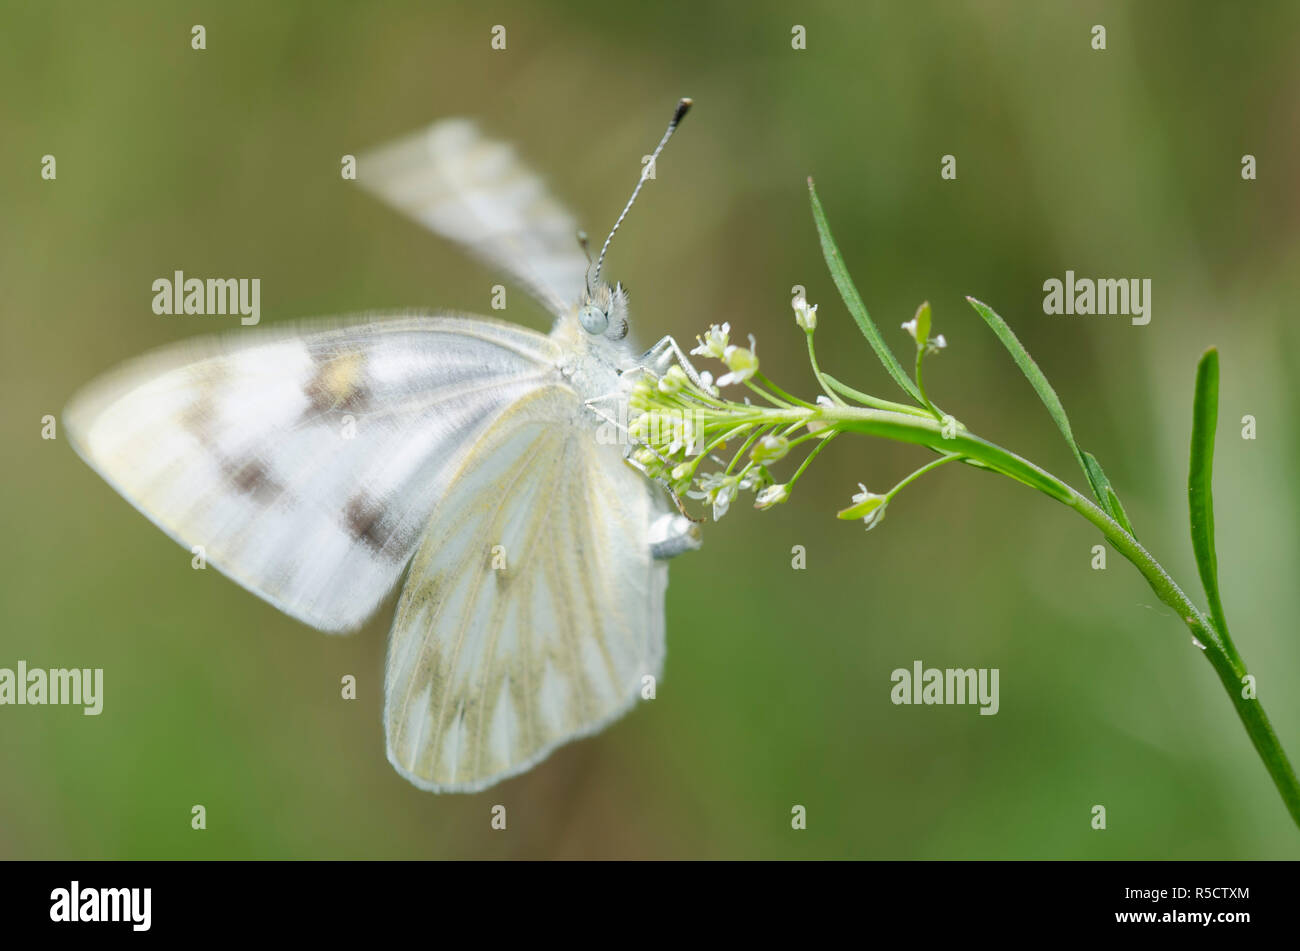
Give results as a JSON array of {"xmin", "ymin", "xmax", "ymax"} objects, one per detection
[{"xmin": 64, "ymin": 99, "xmax": 703, "ymax": 793}]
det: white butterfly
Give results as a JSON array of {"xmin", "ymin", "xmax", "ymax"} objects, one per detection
[{"xmin": 64, "ymin": 100, "xmax": 703, "ymax": 793}]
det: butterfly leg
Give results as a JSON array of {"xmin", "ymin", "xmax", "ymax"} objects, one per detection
[{"xmin": 636, "ymin": 335, "xmax": 708, "ymax": 390}]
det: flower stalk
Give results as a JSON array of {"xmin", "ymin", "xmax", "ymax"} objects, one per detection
[{"xmin": 617, "ymin": 186, "xmax": 1300, "ymax": 828}]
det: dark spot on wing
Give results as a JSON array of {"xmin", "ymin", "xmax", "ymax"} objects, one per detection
[
  {"xmin": 344, "ymin": 493, "xmax": 390, "ymax": 553},
  {"xmin": 223, "ymin": 457, "xmax": 281, "ymax": 502},
  {"xmin": 304, "ymin": 352, "xmax": 369, "ymax": 416}
]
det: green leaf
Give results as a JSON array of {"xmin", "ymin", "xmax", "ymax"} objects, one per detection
[
  {"xmin": 1082, "ymin": 450, "xmax": 1137, "ymax": 538},
  {"xmin": 807, "ymin": 178, "xmax": 922, "ymax": 402},
  {"xmin": 1189, "ymin": 347, "xmax": 1230, "ymax": 639},
  {"xmin": 837, "ymin": 493, "xmax": 885, "ymax": 520},
  {"xmin": 912, "ymin": 301, "xmax": 931, "ymax": 350},
  {"xmin": 965, "ymin": 296, "xmax": 1092, "ymax": 490}
]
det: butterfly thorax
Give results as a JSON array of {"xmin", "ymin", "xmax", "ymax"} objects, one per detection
[
  {"xmin": 550, "ymin": 308, "xmax": 636, "ymax": 407},
  {"xmin": 550, "ymin": 277, "xmax": 639, "ymax": 410}
]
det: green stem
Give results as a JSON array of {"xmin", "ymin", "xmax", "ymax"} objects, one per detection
[
  {"xmin": 787, "ymin": 432, "xmax": 838, "ymax": 489},
  {"xmin": 745, "ymin": 379, "xmax": 793, "ymax": 408},
  {"xmin": 1059, "ymin": 489, "xmax": 1299, "ymax": 828},
  {"xmin": 760, "ymin": 402, "xmax": 1300, "ymax": 827},
  {"xmin": 914, "ymin": 346, "xmax": 940, "ymax": 418},
  {"xmin": 726, "ymin": 425, "xmax": 773, "ymax": 475},
  {"xmin": 886, "ymin": 452, "xmax": 962, "ymax": 501},
  {"xmin": 756, "ymin": 372, "xmax": 817, "ymax": 409},
  {"xmin": 805, "ymin": 331, "xmax": 847, "ymax": 405},
  {"xmin": 820, "ymin": 372, "xmax": 934, "ymax": 418}
]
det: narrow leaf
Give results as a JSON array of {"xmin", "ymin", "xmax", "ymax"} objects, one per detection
[
  {"xmin": 1189, "ymin": 347, "xmax": 1230, "ymax": 639},
  {"xmin": 808, "ymin": 178, "xmax": 922, "ymax": 402},
  {"xmin": 838, "ymin": 494, "xmax": 885, "ymax": 520},
  {"xmin": 965, "ymin": 296, "xmax": 1092, "ymax": 488},
  {"xmin": 1080, "ymin": 452, "xmax": 1109, "ymax": 506},
  {"xmin": 1082, "ymin": 450, "xmax": 1137, "ymax": 537},
  {"xmin": 913, "ymin": 301, "xmax": 931, "ymax": 350}
]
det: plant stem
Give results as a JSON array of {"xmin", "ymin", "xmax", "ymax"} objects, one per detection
[
  {"xmin": 1059, "ymin": 487, "xmax": 1300, "ymax": 829},
  {"xmin": 886, "ymin": 452, "xmax": 962, "ymax": 501},
  {"xmin": 758, "ymin": 400, "xmax": 1300, "ymax": 826},
  {"xmin": 786, "ymin": 431, "xmax": 838, "ymax": 488},
  {"xmin": 805, "ymin": 332, "xmax": 846, "ymax": 405},
  {"xmin": 820, "ymin": 372, "xmax": 935, "ymax": 418},
  {"xmin": 914, "ymin": 346, "xmax": 940, "ymax": 418}
]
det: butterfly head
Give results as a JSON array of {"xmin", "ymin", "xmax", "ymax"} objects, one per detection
[{"xmin": 578, "ymin": 280, "xmax": 630, "ymax": 340}]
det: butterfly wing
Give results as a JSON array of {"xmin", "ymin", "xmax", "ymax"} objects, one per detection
[
  {"xmin": 63, "ymin": 315, "xmax": 562, "ymax": 632},
  {"xmin": 358, "ymin": 119, "xmax": 590, "ymax": 318},
  {"xmin": 384, "ymin": 382, "xmax": 668, "ymax": 792}
]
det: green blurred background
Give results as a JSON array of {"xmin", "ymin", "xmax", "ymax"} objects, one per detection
[{"xmin": 3, "ymin": 0, "xmax": 1299, "ymax": 858}]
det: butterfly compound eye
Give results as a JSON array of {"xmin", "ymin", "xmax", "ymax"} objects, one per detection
[{"xmin": 579, "ymin": 304, "xmax": 609, "ymax": 335}]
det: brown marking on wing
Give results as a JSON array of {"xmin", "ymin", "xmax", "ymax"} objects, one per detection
[
  {"xmin": 223, "ymin": 457, "xmax": 281, "ymax": 502},
  {"xmin": 344, "ymin": 494, "xmax": 392, "ymax": 555},
  {"xmin": 180, "ymin": 396, "xmax": 218, "ymax": 448},
  {"xmin": 305, "ymin": 351, "xmax": 369, "ymax": 415}
]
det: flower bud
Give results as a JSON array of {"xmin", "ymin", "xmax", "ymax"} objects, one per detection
[
  {"xmin": 658, "ymin": 364, "xmax": 689, "ymax": 394},
  {"xmin": 754, "ymin": 484, "xmax": 790, "ymax": 510},
  {"xmin": 793, "ymin": 297, "xmax": 818, "ymax": 331},
  {"xmin": 750, "ymin": 434, "xmax": 789, "ymax": 464}
]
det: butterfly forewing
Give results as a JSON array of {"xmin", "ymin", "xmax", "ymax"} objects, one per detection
[
  {"xmin": 359, "ymin": 120, "xmax": 590, "ymax": 317},
  {"xmin": 64, "ymin": 315, "xmax": 560, "ymax": 632}
]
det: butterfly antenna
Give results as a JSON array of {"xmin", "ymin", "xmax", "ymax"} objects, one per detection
[
  {"xmin": 590, "ymin": 98, "xmax": 692, "ymax": 288},
  {"xmin": 577, "ymin": 230, "xmax": 593, "ymax": 296}
]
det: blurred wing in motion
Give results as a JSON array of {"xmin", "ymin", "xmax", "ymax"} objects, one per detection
[
  {"xmin": 63, "ymin": 315, "xmax": 561, "ymax": 632},
  {"xmin": 385, "ymin": 383, "xmax": 668, "ymax": 792},
  {"xmin": 359, "ymin": 120, "xmax": 591, "ymax": 317}
]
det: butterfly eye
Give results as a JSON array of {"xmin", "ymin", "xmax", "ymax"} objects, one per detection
[{"xmin": 579, "ymin": 304, "xmax": 609, "ymax": 335}]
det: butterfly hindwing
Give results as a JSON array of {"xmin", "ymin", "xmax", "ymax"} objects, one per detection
[
  {"xmin": 63, "ymin": 315, "xmax": 562, "ymax": 632},
  {"xmin": 384, "ymin": 382, "xmax": 668, "ymax": 792}
]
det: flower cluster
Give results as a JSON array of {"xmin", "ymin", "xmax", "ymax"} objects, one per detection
[
  {"xmin": 624, "ymin": 345, "xmax": 783, "ymax": 521},
  {"xmin": 622, "ymin": 292, "xmax": 956, "ymax": 529}
]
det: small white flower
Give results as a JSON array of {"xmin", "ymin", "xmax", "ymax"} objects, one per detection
[
  {"xmin": 850, "ymin": 482, "xmax": 888, "ymax": 531},
  {"xmin": 903, "ymin": 317, "xmax": 947, "ymax": 355},
  {"xmin": 793, "ymin": 297, "xmax": 818, "ymax": 331},
  {"xmin": 750, "ymin": 434, "xmax": 789, "ymax": 464},
  {"xmin": 688, "ymin": 472, "xmax": 740, "ymax": 521},
  {"xmin": 697, "ymin": 370, "xmax": 720, "ymax": 397},
  {"xmin": 754, "ymin": 484, "xmax": 790, "ymax": 510},
  {"xmin": 713, "ymin": 482, "xmax": 737, "ymax": 520},
  {"xmin": 717, "ymin": 336, "xmax": 759, "ymax": 387},
  {"xmin": 690, "ymin": 323, "xmax": 730, "ymax": 360}
]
